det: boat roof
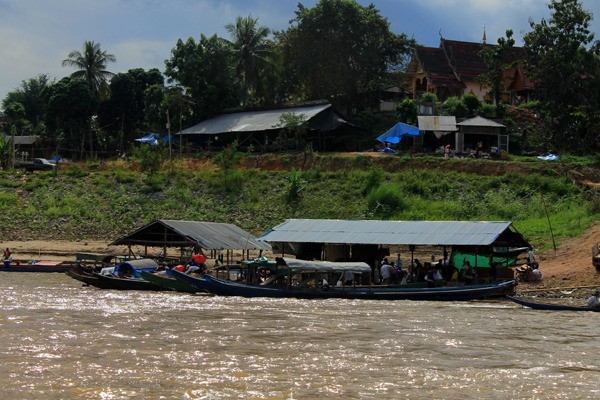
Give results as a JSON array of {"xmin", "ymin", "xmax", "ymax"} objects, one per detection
[
  {"xmin": 260, "ymin": 219, "xmax": 529, "ymax": 247},
  {"xmin": 110, "ymin": 219, "xmax": 272, "ymax": 251},
  {"xmin": 279, "ymin": 258, "xmax": 371, "ymax": 273}
]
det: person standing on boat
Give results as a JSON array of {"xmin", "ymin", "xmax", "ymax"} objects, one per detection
[
  {"xmin": 380, "ymin": 261, "xmax": 393, "ymax": 284},
  {"xmin": 586, "ymin": 288, "xmax": 600, "ymax": 309},
  {"xmin": 3, "ymin": 248, "xmax": 12, "ymax": 267}
]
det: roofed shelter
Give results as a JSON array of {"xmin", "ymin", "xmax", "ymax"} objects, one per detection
[
  {"xmin": 259, "ymin": 219, "xmax": 530, "ymax": 276},
  {"xmin": 177, "ymin": 102, "xmax": 359, "ymax": 152},
  {"xmin": 456, "ymin": 116, "xmax": 508, "ymax": 155},
  {"xmin": 111, "ymin": 220, "xmax": 271, "ymax": 264},
  {"xmin": 414, "ymin": 116, "xmax": 458, "ymax": 152}
]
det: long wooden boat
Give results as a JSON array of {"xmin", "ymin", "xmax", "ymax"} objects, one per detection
[
  {"xmin": 1, "ymin": 260, "xmax": 71, "ymax": 273},
  {"xmin": 140, "ymin": 270, "xmax": 205, "ymax": 293},
  {"xmin": 173, "ymin": 270, "xmax": 516, "ymax": 301},
  {"xmin": 507, "ymin": 296, "xmax": 600, "ymax": 312},
  {"xmin": 67, "ymin": 259, "xmax": 165, "ymax": 291},
  {"xmin": 168, "ymin": 269, "xmax": 214, "ymax": 292},
  {"xmin": 87, "ymin": 272, "xmax": 166, "ymax": 291},
  {"xmin": 66, "ymin": 265, "xmax": 102, "ymax": 286}
]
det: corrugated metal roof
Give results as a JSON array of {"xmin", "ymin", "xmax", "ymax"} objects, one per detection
[
  {"xmin": 2, "ymin": 135, "xmax": 40, "ymax": 145},
  {"xmin": 259, "ymin": 219, "xmax": 520, "ymax": 246},
  {"xmin": 111, "ymin": 220, "xmax": 272, "ymax": 251},
  {"xmin": 457, "ymin": 116, "xmax": 505, "ymax": 128},
  {"xmin": 417, "ymin": 116, "xmax": 457, "ymax": 131},
  {"xmin": 179, "ymin": 104, "xmax": 332, "ymax": 135}
]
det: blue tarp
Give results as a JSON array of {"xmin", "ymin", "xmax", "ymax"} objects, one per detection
[
  {"xmin": 536, "ymin": 154, "xmax": 559, "ymax": 161},
  {"xmin": 376, "ymin": 122, "xmax": 420, "ymax": 144},
  {"xmin": 135, "ymin": 133, "xmax": 170, "ymax": 146}
]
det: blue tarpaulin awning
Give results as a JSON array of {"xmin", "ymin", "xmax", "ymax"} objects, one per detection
[
  {"xmin": 376, "ymin": 122, "xmax": 420, "ymax": 144},
  {"xmin": 135, "ymin": 133, "xmax": 171, "ymax": 146}
]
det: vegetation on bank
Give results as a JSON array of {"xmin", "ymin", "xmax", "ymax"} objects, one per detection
[{"xmin": 0, "ymin": 154, "xmax": 597, "ymax": 251}]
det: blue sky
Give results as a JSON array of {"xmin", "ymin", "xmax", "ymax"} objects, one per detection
[{"xmin": 2, "ymin": 0, "xmax": 600, "ymax": 104}]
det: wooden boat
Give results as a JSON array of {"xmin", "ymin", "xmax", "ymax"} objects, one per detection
[
  {"xmin": 87, "ymin": 272, "xmax": 165, "ymax": 291},
  {"xmin": 1, "ymin": 260, "xmax": 71, "ymax": 273},
  {"xmin": 67, "ymin": 258, "xmax": 165, "ymax": 291},
  {"xmin": 172, "ymin": 258, "xmax": 516, "ymax": 301},
  {"xmin": 66, "ymin": 265, "xmax": 102, "ymax": 286},
  {"xmin": 507, "ymin": 296, "xmax": 600, "ymax": 312},
  {"xmin": 168, "ymin": 269, "xmax": 214, "ymax": 292},
  {"xmin": 140, "ymin": 270, "xmax": 205, "ymax": 293}
]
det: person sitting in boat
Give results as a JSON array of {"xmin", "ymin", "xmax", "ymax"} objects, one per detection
[
  {"xmin": 461, "ymin": 260, "xmax": 477, "ymax": 285},
  {"xmin": 425, "ymin": 267, "xmax": 444, "ymax": 287},
  {"xmin": 585, "ymin": 288, "xmax": 600, "ymax": 309},
  {"xmin": 100, "ymin": 266, "xmax": 116, "ymax": 276},
  {"xmin": 341, "ymin": 270, "xmax": 354, "ymax": 286}
]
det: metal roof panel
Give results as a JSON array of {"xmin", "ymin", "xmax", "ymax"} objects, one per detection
[{"xmin": 259, "ymin": 219, "xmax": 516, "ymax": 246}]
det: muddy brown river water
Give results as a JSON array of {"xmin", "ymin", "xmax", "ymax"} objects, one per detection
[{"xmin": 0, "ymin": 272, "xmax": 597, "ymax": 399}]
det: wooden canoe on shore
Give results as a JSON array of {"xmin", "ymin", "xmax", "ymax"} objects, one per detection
[{"xmin": 507, "ymin": 296, "xmax": 600, "ymax": 312}]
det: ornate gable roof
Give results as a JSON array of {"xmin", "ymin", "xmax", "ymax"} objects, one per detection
[
  {"xmin": 441, "ymin": 39, "xmax": 488, "ymax": 83},
  {"xmin": 414, "ymin": 46, "xmax": 464, "ymax": 88}
]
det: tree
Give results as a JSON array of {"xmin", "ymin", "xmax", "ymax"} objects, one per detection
[
  {"xmin": 225, "ymin": 15, "xmax": 272, "ymax": 102},
  {"xmin": 524, "ymin": 0, "xmax": 600, "ymax": 152},
  {"xmin": 164, "ymin": 34, "xmax": 238, "ymax": 120},
  {"xmin": 2, "ymin": 74, "xmax": 51, "ymax": 136},
  {"xmin": 62, "ymin": 41, "xmax": 116, "ymax": 101},
  {"xmin": 45, "ymin": 77, "xmax": 94, "ymax": 159},
  {"xmin": 281, "ymin": 0, "xmax": 415, "ymax": 114},
  {"xmin": 396, "ymin": 98, "xmax": 417, "ymax": 125},
  {"xmin": 99, "ymin": 68, "xmax": 165, "ymax": 153},
  {"xmin": 478, "ymin": 29, "xmax": 516, "ymax": 116}
]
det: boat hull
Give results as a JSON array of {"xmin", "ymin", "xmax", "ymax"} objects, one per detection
[
  {"xmin": 507, "ymin": 296, "xmax": 600, "ymax": 311},
  {"xmin": 175, "ymin": 272, "xmax": 515, "ymax": 301},
  {"xmin": 140, "ymin": 270, "xmax": 204, "ymax": 293}
]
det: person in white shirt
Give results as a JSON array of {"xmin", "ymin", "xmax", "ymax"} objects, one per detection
[{"xmin": 380, "ymin": 262, "xmax": 393, "ymax": 284}]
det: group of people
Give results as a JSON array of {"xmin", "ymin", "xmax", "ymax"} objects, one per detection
[{"xmin": 378, "ymin": 254, "xmax": 408, "ymax": 285}]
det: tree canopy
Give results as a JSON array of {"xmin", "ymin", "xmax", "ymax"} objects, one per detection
[
  {"xmin": 524, "ymin": 0, "xmax": 600, "ymax": 152},
  {"xmin": 281, "ymin": 0, "xmax": 415, "ymax": 113},
  {"xmin": 62, "ymin": 40, "xmax": 116, "ymax": 101}
]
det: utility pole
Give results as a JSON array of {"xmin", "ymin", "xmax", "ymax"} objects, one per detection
[{"xmin": 166, "ymin": 110, "xmax": 172, "ymax": 162}]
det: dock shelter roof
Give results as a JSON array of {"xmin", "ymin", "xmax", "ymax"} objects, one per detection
[
  {"xmin": 111, "ymin": 220, "xmax": 272, "ymax": 251},
  {"xmin": 259, "ymin": 219, "xmax": 529, "ymax": 247}
]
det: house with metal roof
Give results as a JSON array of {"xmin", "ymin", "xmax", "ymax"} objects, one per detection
[
  {"xmin": 259, "ymin": 219, "xmax": 529, "ymax": 272},
  {"xmin": 177, "ymin": 102, "xmax": 360, "ymax": 152},
  {"xmin": 111, "ymin": 219, "xmax": 271, "ymax": 263}
]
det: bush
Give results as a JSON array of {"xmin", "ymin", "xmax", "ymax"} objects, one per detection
[
  {"xmin": 131, "ymin": 145, "xmax": 166, "ymax": 174},
  {"xmin": 362, "ymin": 167, "xmax": 384, "ymax": 195},
  {"xmin": 366, "ymin": 184, "xmax": 406, "ymax": 216}
]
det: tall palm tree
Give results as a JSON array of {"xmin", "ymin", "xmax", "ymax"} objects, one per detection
[
  {"xmin": 62, "ymin": 40, "xmax": 116, "ymax": 100},
  {"xmin": 225, "ymin": 15, "xmax": 271, "ymax": 98}
]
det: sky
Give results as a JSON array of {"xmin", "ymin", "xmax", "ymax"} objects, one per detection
[{"xmin": 2, "ymin": 0, "xmax": 600, "ymax": 106}]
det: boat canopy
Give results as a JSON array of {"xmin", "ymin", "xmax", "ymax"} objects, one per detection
[{"xmin": 279, "ymin": 258, "xmax": 371, "ymax": 273}]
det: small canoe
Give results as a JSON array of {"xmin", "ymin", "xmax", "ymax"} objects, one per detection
[{"xmin": 507, "ymin": 296, "xmax": 600, "ymax": 312}]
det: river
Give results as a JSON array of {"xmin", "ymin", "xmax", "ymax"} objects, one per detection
[{"xmin": 0, "ymin": 272, "xmax": 597, "ymax": 399}]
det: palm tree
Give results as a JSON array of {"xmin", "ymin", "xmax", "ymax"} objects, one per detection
[
  {"xmin": 225, "ymin": 15, "xmax": 271, "ymax": 98},
  {"xmin": 62, "ymin": 40, "xmax": 116, "ymax": 100}
]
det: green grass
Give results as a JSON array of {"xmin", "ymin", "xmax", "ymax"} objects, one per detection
[{"xmin": 0, "ymin": 158, "xmax": 596, "ymax": 249}]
